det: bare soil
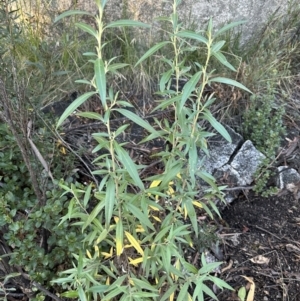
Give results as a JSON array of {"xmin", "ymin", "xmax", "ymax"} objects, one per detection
[{"xmin": 217, "ymin": 191, "xmax": 300, "ymax": 301}]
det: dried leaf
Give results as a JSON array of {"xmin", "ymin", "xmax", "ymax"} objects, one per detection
[
  {"xmin": 250, "ymin": 255, "xmax": 270, "ymax": 265},
  {"xmin": 286, "ymin": 244, "xmax": 300, "ymax": 254}
]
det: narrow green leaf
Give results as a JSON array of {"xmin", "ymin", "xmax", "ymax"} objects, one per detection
[
  {"xmin": 105, "ymin": 20, "xmax": 150, "ymax": 29},
  {"xmin": 51, "ymin": 277, "xmax": 73, "ymax": 284},
  {"xmin": 197, "ymin": 170, "xmax": 217, "ymax": 188},
  {"xmin": 115, "ymin": 108, "xmax": 158, "ymax": 134},
  {"xmin": 160, "ymin": 285, "xmax": 178, "ymax": 301},
  {"xmin": 75, "ymin": 79, "xmax": 93, "ymax": 85},
  {"xmin": 130, "ymin": 278, "xmax": 158, "ymax": 292},
  {"xmin": 188, "ymin": 141, "xmax": 197, "ymax": 186},
  {"xmin": 160, "ymin": 163, "xmax": 182, "ymax": 188},
  {"xmin": 114, "ymin": 143, "xmax": 144, "ymax": 190},
  {"xmin": 210, "ymin": 276, "xmax": 234, "ymax": 290},
  {"xmin": 132, "ymin": 292, "xmax": 159, "ymax": 298},
  {"xmin": 193, "ymin": 281, "xmax": 204, "ymax": 301},
  {"xmin": 54, "ymin": 10, "xmax": 93, "ymax": 23},
  {"xmin": 162, "ymin": 246, "xmax": 171, "ymax": 274},
  {"xmin": 180, "ymin": 71, "xmax": 202, "ymax": 110},
  {"xmin": 109, "ymin": 63, "xmax": 129, "ymax": 72},
  {"xmin": 203, "ymin": 94, "xmax": 216, "ymax": 109},
  {"xmin": 56, "ymin": 91, "xmax": 96, "ymax": 128},
  {"xmin": 212, "ymin": 51, "xmax": 236, "ymax": 72},
  {"xmin": 214, "ymin": 20, "xmax": 246, "ymax": 37},
  {"xmin": 207, "ymin": 18, "xmax": 213, "ymax": 35},
  {"xmin": 82, "ymin": 201, "xmax": 105, "ymax": 230},
  {"xmin": 100, "ymin": 266, "xmax": 116, "ymax": 280},
  {"xmin": 76, "ymin": 22, "xmax": 98, "ymax": 39},
  {"xmin": 98, "ymin": 228, "xmax": 108, "ymax": 243},
  {"xmin": 202, "ymin": 110, "xmax": 231, "ymax": 142},
  {"xmin": 208, "ymin": 200, "xmax": 221, "ymax": 218},
  {"xmin": 184, "ymin": 199, "xmax": 198, "ymax": 235},
  {"xmin": 135, "ymin": 41, "xmax": 170, "ymax": 66},
  {"xmin": 152, "ymin": 95, "xmax": 181, "ymax": 111},
  {"xmin": 78, "ymin": 286, "xmax": 87, "ymax": 301},
  {"xmin": 211, "ymin": 40, "xmax": 225, "ymax": 53},
  {"xmin": 82, "ymin": 52, "xmax": 97, "ymax": 57},
  {"xmin": 176, "ymin": 30, "xmax": 208, "ymax": 44},
  {"xmin": 102, "ymin": 287, "xmax": 125, "ymax": 301},
  {"xmin": 115, "ymin": 124, "xmax": 130, "ymax": 137},
  {"xmin": 126, "ymin": 203, "xmax": 155, "ymax": 231},
  {"xmin": 105, "ymin": 179, "xmax": 115, "ymax": 228},
  {"xmin": 95, "ymin": 58, "xmax": 107, "ymax": 108},
  {"xmin": 201, "ymin": 283, "xmax": 218, "ymax": 300},
  {"xmin": 78, "ymin": 250, "xmax": 84, "ymax": 275},
  {"xmin": 77, "ymin": 111, "xmax": 103, "ymax": 121},
  {"xmin": 83, "ymin": 183, "xmax": 92, "ymax": 207},
  {"xmin": 61, "ymin": 290, "xmax": 79, "ymax": 298},
  {"xmin": 153, "ymin": 225, "xmax": 172, "ymax": 243},
  {"xmin": 160, "ymin": 69, "xmax": 173, "ymax": 92},
  {"xmin": 199, "ymin": 261, "xmax": 222, "ymax": 274},
  {"xmin": 88, "ymin": 285, "xmax": 108, "ymax": 293},
  {"xmin": 210, "ymin": 77, "xmax": 252, "ymax": 94},
  {"xmin": 177, "ymin": 282, "xmax": 190, "ymax": 301},
  {"xmin": 200, "ymin": 202, "xmax": 213, "ymax": 219},
  {"xmin": 182, "ymin": 261, "xmax": 198, "ymax": 274}
]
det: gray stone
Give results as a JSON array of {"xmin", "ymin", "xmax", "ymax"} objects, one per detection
[
  {"xmin": 198, "ymin": 127, "xmax": 266, "ymax": 204},
  {"xmin": 198, "ymin": 126, "xmax": 243, "ymax": 175},
  {"xmin": 276, "ymin": 166, "xmax": 300, "ymax": 190},
  {"xmin": 230, "ymin": 140, "xmax": 265, "ymax": 186}
]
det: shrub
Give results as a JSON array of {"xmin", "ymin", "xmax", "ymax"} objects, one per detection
[{"xmin": 51, "ymin": 0, "xmax": 251, "ymax": 300}]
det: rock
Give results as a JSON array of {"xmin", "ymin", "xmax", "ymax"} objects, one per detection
[
  {"xmin": 197, "ymin": 127, "xmax": 265, "ymax": 204},
  {"xmin": 276, "ymin": 166, "xmax": 300, "ymax": 200},
  {"xmin": 230, "ymin": 140, "xmax": 265, "ymax": 186},
  {"xmin": 276, "ymin": 166, "xmax": 300, "ymax": 190},
  {"xmin": 198, "ymin": 125, "xmax": 244, "ymax": 175}
]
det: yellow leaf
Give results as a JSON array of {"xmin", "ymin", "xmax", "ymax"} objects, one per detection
[
  {"xmin": 94, "ymin": 245, "xmax": 100, "ymax": 257},
  {"xmin": 192, "ymin": 200, "xmax": 203, "ymax": 208},
  {"xmin": 135, "ymin": 225, "xmax": 145, "ymax": 232},
  {"xmin": 183, "ymin": 204, "xmax": 188, "ymax": 219},
  {"xmin": 149, "ymin": 180, "xmax": 162, "ymax": 188},
  {"xmin": 167, "ymin": 184, "xmax": 175, "ymax": 196},
  {"xmin": 169, "ymin": 292, "xmax": 174, "ymax": 301},
  {"xmin": 151, "ymin": 215, "xmax": 161, "ymax": 223},
  {"xmin": 149, "ymin": 204, "xmax": 160, "ymax": 211},
  {"xmin": 60, "ymin": 146, "xmax": 66, "ymax": 155},
  {"xmin": 101, "ymin": 247, "xmax": 113, "ymax": 259},
  {"xmin": 128, "ymin": 256, "xmax": 144, "ymax": 266},
  {"xmin": 129, "ymin": 278, "xmax": 134, "ymax": 285},
  {"xmin": 86, "ymin": 249, "xmax": 92, "ymax": 259},
  {"xmin": 114, "ymin": 216, "xmax": 119, "ymax": 223},
  {"xmin": 106, "ymin": 277, "xmax": 110, "ymax": 285},
  {"xmin": 125, "ymin": 231, "xmax": 144, "ymax": 256}
]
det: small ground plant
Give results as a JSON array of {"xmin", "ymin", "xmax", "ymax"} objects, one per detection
[
  {"xmin": 243, "ymin": 83, "xmax": 286, "ymax": 197},
  {"xmin": 52, "ymin": 0, "xmax": 251, "ymax": 300}
]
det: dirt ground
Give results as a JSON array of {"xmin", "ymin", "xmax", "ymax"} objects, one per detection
[{"xmin": 216, "ymin": 190, "xmax": 300, "ymax": 301}]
